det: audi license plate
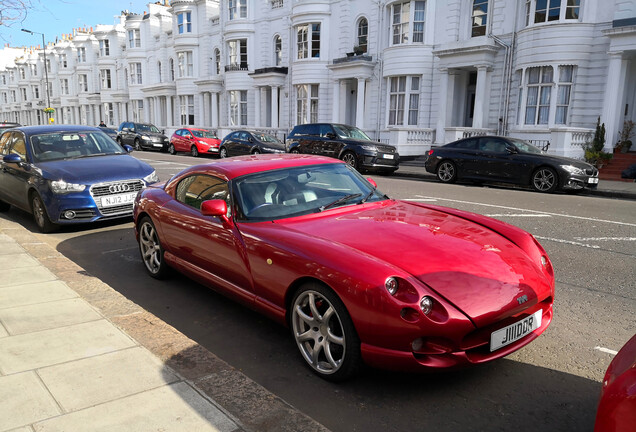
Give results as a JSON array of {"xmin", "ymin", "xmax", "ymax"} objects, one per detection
[
  {"xmin": 490, "ymin": 309, "xmax": 542, "ymax": 352},
  {"xmin": 101, "ymin": 192, "xmax": 138, "ymax": 207},
  {"xmin": 382, "ymin": 154, "xmax": 394, "ymax": 159}
]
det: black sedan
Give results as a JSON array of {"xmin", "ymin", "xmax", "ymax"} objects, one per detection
[
  {"xmin": 424, "ymin": 136, "xmax": 599, "ymax": 193},
  {"xmin": 219, "ymin": 130, "xmax": 285, "ymax": 158}
]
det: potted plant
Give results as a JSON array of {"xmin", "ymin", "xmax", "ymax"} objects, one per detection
[
  {"xmin": 353, "ymin": 45, "xmax": 364, "ymax": 55},
  {"xmin": 584, "ymin": 117, "xmax": 613, "ymax": 168},
  {"xmin": 615, "ymin": 120, "xmax": 634, "ymax": 153}
]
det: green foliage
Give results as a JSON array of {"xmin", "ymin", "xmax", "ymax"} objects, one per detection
[{"xmin": 584, "ymin": 117, "xmax": 612, "ymax": 167}]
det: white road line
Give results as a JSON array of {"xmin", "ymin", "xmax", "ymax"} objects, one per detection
[
  {"xmin": 415, "ymin": 195, "xmax": 636, "ymax": 227},
  {"xmin": 534, "ymin": 235, "xmax": 600, "ymax": 249},
  {"xmin": 137, "ymin": 158, "xmax": 192, "ymax": 167},
  {"xmin": 485, "ymin": 214, "xmax": 552, "ymax": 217},
  {"xmin": 574, "ymin": 237, "xmax": 636, "ymax": 241},
  {"xmin": 594, "ymin": 346, "xmax": 618, "ymax": 355},
  {"xmin": 102, "ymin": 246, "xmax": 138, "ymax": 255},
  {"xmin": 404, "ymin": 198, "xmax": 438, "ymax": 202}
]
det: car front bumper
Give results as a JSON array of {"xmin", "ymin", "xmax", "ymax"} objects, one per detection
[
  {"xmin": 561, "ymin": 173, "xmax": 600, "ymax": 190},
  {"xmin": 361, "ymin": 152, "xmax": 400, "ymax": 172}
]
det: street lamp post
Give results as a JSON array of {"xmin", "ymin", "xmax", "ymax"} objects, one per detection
[{"xmin": 21, "ymin": 28, "xmax": 52, "ymax": 123}]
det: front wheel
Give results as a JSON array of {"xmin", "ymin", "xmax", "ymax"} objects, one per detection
[
  {"xmin": 191, "ymin": 145, "xmax": 199, "ymax": 157},
  {"xmin": 219, "ymin": 147, "xmax": 228, "ymax": 158},
  {"xmin": 290, "ymin": 148, "xmax": 300, "ymax": 154},
  {"xmin": 436, "ymin": 160, "xmax": 457, "ymax": 183},
  {"xmin": 532, "ymin": 167, "xmax": 558, "ymax": 193},
  {"xmin": 138, "ymin": 217, "xmax": 169, "ymax": 279},
  {"xmin": 134, "ymin": 138, "xmax": 142, "ymax": 151},
  {"xmin": 168, "ymin": 144, "xmax": 176, "ymax": 155},
  {"xmin": 290, "ymin": 282, "xmax": 361, "ymax": 382},
  {"xmin": 341, "ymin": 151, "xmax": 358, "ymax": 170},
  {"xmin": 31, "ymin": 192, "xmax": 56, "ymax": 233},
  {"xmin": 251, "ymin": 148, "xmax": 261, "ymax": 155}
]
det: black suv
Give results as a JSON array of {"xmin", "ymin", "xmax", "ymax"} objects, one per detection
[
  {"xmin": 116, "ymin": 122, "xmax": 169, "ymax": 151},
  {"xmin": 286, "ymin": 123, "xmax": 399, "ymax": 174}
]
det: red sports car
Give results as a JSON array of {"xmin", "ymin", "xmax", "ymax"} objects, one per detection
[
  {"xmin": 133, "ymin": 154, "xmax": 554, "ymax": 381},
  {"xmin": 169, "ymin": 128, "xmax": 221, "ymax": 157}
]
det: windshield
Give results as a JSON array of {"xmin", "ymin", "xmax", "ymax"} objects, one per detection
[
  {"xmin": 254, "ymin": 133, "xmax": 281, "ymax": 144},
  {"xmin": 233, "ymin": 163, "xmax": 386, "ymax": 221},
  {"xmin": 191, "ymin": 130, "xmax": 218, "ymax": 139},
  {"xmin": 29, "ymin": 131, "xmax": 126, "ymax": 162},
  {"xmin": 136, "ymin": 124, "xmax": 161, "ymax": 133},
  {"xmin": 510, "ymin": 138, "xmax": 543, "ymax": 154},
  {"xmin": 333, "ymin": 124, "xmax": 372, "ymax": 141}
]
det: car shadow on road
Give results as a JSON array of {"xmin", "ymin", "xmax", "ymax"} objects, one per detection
[{"xmin": 51, "ymin": 227, "xmax": 601, "ymax": 432}]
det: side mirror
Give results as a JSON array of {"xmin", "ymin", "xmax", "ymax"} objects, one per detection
[
  {"xmin": 122, "ymin": 127, "xmax": 130, "ymax": 132},
  {"xmin": 123, "ymin": 145, "xmax": 134, "ymax": 153},
  {"xmin": 325, "ymin": 132, "xmax": 336, "ymax": 139},
  {"xmin": 505, "ymin": 145, "xmax": 517, "ymax": 154},
  {"xmin": 367, "ymin": 178, "xmax": 377, "ymax": 188},
  {"xmin": 201, "ymin": 199, "xmax": 232, "ymax": 225},
  {"xmin": 3, "ymin": 154, "xmax": 22, "ymax": 164}
]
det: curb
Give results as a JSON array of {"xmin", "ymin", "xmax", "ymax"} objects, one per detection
[{"xmin": 0, "ymin": 221, "xmax": 330, "ymax": 432}]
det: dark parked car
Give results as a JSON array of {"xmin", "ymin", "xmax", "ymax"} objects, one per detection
[
  {"xmin": 0, "ymin": 122, "xmax": 22, "ymax": 135},
  {"xmin": 116, "ymin": 122, "xmax": 169, "ymax": 151},
  {"xmin": 286, "ymin": 123, "xmax": 399, "ymax": 174},
  {"xmin": 219, "ymin": 130, "xmax": 285, "ymax": 158},
  {"xmin": 0, "ymin": 125, "xmax": 158, "ymax": 232},
  {"xmin": 622, "ymin": 164, "xmax": 636, "ymax": 179},
  {"xmin": 425, "ymin": 135, "xmax": 599, "ymax": 193}
]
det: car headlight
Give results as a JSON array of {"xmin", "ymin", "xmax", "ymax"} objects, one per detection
[
  {"xmin": 50, "ymin": 180, "xmax": 86, "ymax": 194},
  {"xmin": 360, "ymin": 145, "xmax": 378, "ymax": 152},
  {"xmin": 143, "ymin": 170, "xmax": 159, "ymax": 184},
  {"xmin": 141, "ymin": 135, "xmax": 151, "ymax": 141},
  {"xmin": 560, "ymin": 165, "xmax": 585, "ymax": 175}
]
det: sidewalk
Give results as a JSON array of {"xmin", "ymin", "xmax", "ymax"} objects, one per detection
[
  {"xmin": 0, "ymin": 217, "xmax": 329, "ymax": 432},
  {"xmin": 396, "ymin": 160, "xmax": 636, "ymax": 200}
]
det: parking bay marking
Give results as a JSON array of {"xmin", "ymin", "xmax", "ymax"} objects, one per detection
[{"xmin": 595, "ymin": 346, "xmax": 618, "ymax": 356}]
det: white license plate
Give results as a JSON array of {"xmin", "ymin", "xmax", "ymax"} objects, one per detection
[
  {"xmin": 153, "ymin": 143, "xmax": 163, "ymax": 147},
  {"xmin": 101, "ymin": 192, "xmax": 137, "ymax": 208},
  {"xmin": 588, "ymin": 177, "xmax": 599, "ymax": 184},
  {"xmin": 382, "ymin": 154, "xmax": 394, "ymax": 159},
  {"xmin": 490, "ymin": 309, "xmax": 542, "ymax": 352}
]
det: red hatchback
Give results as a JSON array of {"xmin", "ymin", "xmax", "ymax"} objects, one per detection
[
  {"xmin": 169, "ymin": 128, "xmax": 221, "ymax": 157},
  {"xmin": 133, "ymin": 154, "xmax": 554, "ymax": 381}
]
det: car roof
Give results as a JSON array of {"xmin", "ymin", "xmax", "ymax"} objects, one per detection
[
  {"xmin": 172, "ymin": 154, "xmax": 341, "ymax": 181},
  {"xmin": 11, "ymin": 125, "xmax": 102, "ymax": 135}
]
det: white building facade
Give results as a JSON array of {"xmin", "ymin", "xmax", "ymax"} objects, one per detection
[{"xmin": 1, "ymin": 0, "xmax": 635, "ymax": 158}]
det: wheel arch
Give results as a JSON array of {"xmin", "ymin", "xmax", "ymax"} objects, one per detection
[
  {"xmin": 284, "ymin": 276, "xmax": 354, "ymax": 328},
  {"xmin": 531, "ymin": 164, "xmax": 561, "ymax": 188}
]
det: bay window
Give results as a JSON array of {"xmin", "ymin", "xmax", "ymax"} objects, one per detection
[
  {"xmin": 178, "ymin": 12, "xmax": 192, "ymax": 33},
  {"xmin": 297, "ymin": 23, "xmax": 321, "ymax": 59},
  {"xmin": 391, "ymin": 1, "xmax": 426, "ymax": 45},
  {"xmin": 178, "ymin": 51, "xmax": 193, "ymax": 77},
  {"xmin": 524, "ymin": 66, "xmax": 553, "ymax": 125},
  {"xmin": 180, "ymin": 95, "xmax": 195, "ymax": 125},
  {"xmin": 388, "ymin": 76, "xmax": 420, "ymax": 126},
  {"xmin": 229, "ymin": 90, "xmax": 247, "ymax": 126},
  {"xmin": 296, "ymin": 84, "xmax": 319, "ymax": 125}
]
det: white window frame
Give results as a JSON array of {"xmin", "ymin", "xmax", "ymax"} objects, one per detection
[
  {"xmin": 296, "ymin": 23, "xmax": 320, "ymax": 60},
  {"xmin": 32, "ymin": 85, "xmax": 40, "ymax": 99},
  {"xmin": 177, "ymin": 51, "xmax": 193, "ymax": 77},
  {"xmin": 178, "ymin": 12, "xmax": 192, "ymax": 34},
  {"xmin": 228, "ymin": 39, "xmax": 248, "ymax": 70},
  {"xmin": 77, "ymin": 47, "xmax": 86, "ymax": 63},
  {"xmin": 391, "ymin": 1, "xmax": 426, "ymax": 45},
  {"xmin": 228, "ymin": 0, "xmax": 247, "ymax": 20},
  {"xmin": 296, "ymin": 84, "xmax": 319, "ymax": 124},
  {"xmin": 471, "ymin": 0, "xmax": 488, "ymax": 37},
  {"xmin": 524, "ymin": 66, "xmax": 553, "ymax": 125},
  {"xmin": 179, "ymin": 95, "xmax": 195, "ymax": 125},
  {"xmin": 61, "ymin": 78, "xmax": 69, "ymax": 95},
  {"xmin": 128, "ymin": 29, "xmax": 141, "ymax": 48},
  {"xmin": 100, "ymin": 69, "xmax": 112, "ymax": 89},
  {"xmin": 78, "ymin": 74, "xmax": 88, "ymax": 92},
  {"xmin": 527, "ymin": 0, "xmax": 581, "ymax": 26},
  {"xmin": 388, "ymin": 75, "xmax": 420, "ymax": 126},
  {"xmin": 59, "ymin": 54, "xmax": 67, "ymax": 68},
  {"xmin": 132, "ymin": 99, "xmax": 144, "ymax": 122},
  {"xmin": 357, "ymin": 18, "xmax": 369, "ymax": 52},
  {"xmin": 229, "ymin": 90, "xmax": 248, "ymax": 126},
  {"xmin": 129, "ymin": 63, "xmax": 143, "ymax": 85},
  {"xmin": 99, "ymin": 39, "xmax": 110, "ymax": 56},
  {"xmin": 214, "ymin": 49, "xmax": 221, "ymax": 74},
  {"xmin": 555, "ymin": 65, "xmax": 574, "ymax": 125},
  {"xmin": 274, "ymin": 35, "xmax": 282, "ymax": 66},
  {"xmin": 103, "ymin": 102, "xmax": 114, "ymax": 125}
]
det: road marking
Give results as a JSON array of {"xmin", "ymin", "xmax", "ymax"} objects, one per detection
[
  {"xmin": 534, "ymin": 235, "xmax": 601, "ymax": 249},
  {"xmin": 595, "ymin": 346, "xmax": 618, "ymax": 355},
  {"xmin": 485, "ymin": 214, "xmax": 552, "ymax": 218},
  {"xmin": 404, "ymin": 198, "xmax": 438, "ymax": 202},
  {"xmin": 102, "ymin": 246, "xmax": 138, "ymax": 255},
  {"xmin": 574, "ymin": 237, "xmax": 636, "ymax": 241},
  {"xmin": 137, "ymin": 158, "xmax": 192, "ymax": 167},
  {"xmin": 414, "ymin": 195, "xmax": 636, "ymax": 227}
]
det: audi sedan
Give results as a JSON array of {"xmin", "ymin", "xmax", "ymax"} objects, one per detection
[
  {"xmin": 0, "ymin": 125, "xmax": 158, "ymax": 232},
  {"xmin": 134, "ymin": 154, "xmax": 554, "ymax": 381},
  {"xmin": 425, "ymin": 136, "xmax": 599, "ymax": 193}
]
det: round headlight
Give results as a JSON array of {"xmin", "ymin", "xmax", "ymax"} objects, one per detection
[
  {"xmin": 385, "ymin": 277, "xmax": 398, "ymax": 295},
  {"xmin": 541, "ymin": 256, "xmax": 548, "ymax": 267},
  {"xmin": 420, "ymin": 296, "xmax": 433, "ymax": 315}
]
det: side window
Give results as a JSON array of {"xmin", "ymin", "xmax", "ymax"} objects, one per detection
[
  {"xmin": 454, "ymin": 138, "xmax": 478, "ymax": 150},
  {"xmin": 479, "ymin": 138, "xmax": 507, "ymax": 153},
  {"xmin": 239, "ymin": 132, "xmax": 249, "ymax": 140},
  {"xmin": 0, "ymin": 132, "xmax": 12, "ymax": 154},
  {"xmin": 9, "ymin": 133, "xmax": 27, "ymax": 160},
  {"xmin": 231, "ymin": 132, "xmax": 240, "ymax": 139},
  {"xmin": 175, "ymin": 175, "xmax": 229, "ymax": 211},
  {"xmin": 318, "ymin": 125, "xmax": 333, "ymax": 137},
  {"xmin": 305, "ymin": 124, "xmax": 320, "ymax": 136}
]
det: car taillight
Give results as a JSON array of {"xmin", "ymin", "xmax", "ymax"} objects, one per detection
[{"xmin": 427, "ymin": 149, "xmax": 434, "ymax": 156}]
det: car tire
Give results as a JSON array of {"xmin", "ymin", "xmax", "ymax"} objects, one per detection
[
  {"xmin": 134, "ymin": 138, "xmax": 142, "ymax": 151},
  {"xmin": 0, "ymin": 200, "xmax": 10, "ymax": 212},
  {"xmin": 30, "ymin": 192, "xmax": 56, "ymax": 233},
  {"xmin": 168, "ymin": 144, "xmax": 176, "ymax": 155},
  {"xmin": 290, "ymin": 148, "xmax": 300, "ymax": 154},
  {"xmin": 116, "ymin": 136, "xmax": 123, "ymax": 146},
  {"xmin": 252, "ymin": 148, "xmax": 261, "ymax": 155},
  {"xmin": 138, "ymin": 216, "xmax": 169, "ymax": 279},
  {"xmin": 191, "ymin": 145, "xmax": 199, "ymax": 157},
  {"xmin": 220, "ymin": 147, "xmax": 228, "ymax": 158},
  {"xmin": 290, "ymin": 282, "xmax": 361, "ymax": 382},
  {"xmin": 437, "ymin": 160, "xmax": 457, "ymax": 183},
  {"xmin": 532, "ymin": 167, "xmax": 558, "ymax": 193},
  {"xmin": 341, "ymin": 151, "xmax": 358, "ymax": 170}
]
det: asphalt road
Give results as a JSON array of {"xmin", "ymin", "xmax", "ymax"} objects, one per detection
[{"xmin": 5, "ymin": 151, "xmax": 635, "ymax": 432}]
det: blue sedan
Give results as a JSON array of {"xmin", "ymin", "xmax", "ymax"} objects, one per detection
[{"xmin": 0, "ymin": 125, "xmax": 158, "ymax": 232}]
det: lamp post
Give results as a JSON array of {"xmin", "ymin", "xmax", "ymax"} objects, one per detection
[{"xmin": 21, "ymin": 28, "xmax": 52, "ymax": 123}]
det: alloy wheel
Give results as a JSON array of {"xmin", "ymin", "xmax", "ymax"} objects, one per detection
[
  {"xmin": 220, "ymin": 147, "xmax": 228, "ymax": 158},
  {"xmin": 139, "ymin": 219, "xmax": 163, "ymax": 276},
  {"xmin": 341, "ymin": 152, "xmax": 357, "ymax": 169},
  {"xmin": 191, "ymin": 146, "xmax": 199, "ymax": 157},
  {"xmin": 437, "ymin": 161, "xmax": 456, "ymax": 183},
  {"xmin": 532, "ymin": 168, "xmax": 557, "ymax": 192}
]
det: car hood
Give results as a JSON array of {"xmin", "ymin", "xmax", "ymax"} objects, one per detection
[
  {"xmin": 277, "ymin": 201, "xmax": 551, "ymax": 327},
  {"xmin": 37, "ymin": 155, "xmax": 154, "ymax": 184},
  {"xmin": 526, "ymin": 153, "xmax": 595, "ymax": 170}
]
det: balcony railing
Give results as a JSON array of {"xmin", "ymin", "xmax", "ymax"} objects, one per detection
[
  {"xmin": 271, "ymin": 0, "xmax": 284, "ymax": 8},
  {"xmin": 225, "ymin": 63, "xmax": 249, "ymax": 72}
]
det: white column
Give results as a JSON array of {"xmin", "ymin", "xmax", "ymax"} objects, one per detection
[
  {"xmin": 436, "ymin": 68, "xmax": 449, "ymax": 144},
  {"xmin": 271, "ymin": 86, "xmax": 279, "ymax": 129},
  {"xmin": 211, "ymin": 92, "xmax": 219, "ymax": 128},
  {"xmin": 339, "ymin": 81, "xmax": 347, "ymax": 123},
  {"xmin": 203, "ymin": 93, "xmax": 210, "ymax": 127},
  {"xmin": 472, "ymin": 65, "xmax": 488, "ymax": 129},
  {"xmin": 198, "ymin": 93, "xmax": 205, "ymax": 127},
  {"xmin": 356, "ymin": 77, "xmax": 366, "ymax": 129},
  {"xmin": 602, "ymin": 52, "xmax": 628, "ymax": 150},
  {"xmin": 332, "ymin": 80, "xmax": 340, "ymax": 123},
  {"xmin": 155, "ymin": 97, "xmax": 162, "ymax": 126},
  {"xmin": 166, "ymin": 96, "xmax": 173, "ymax": 127},
  {"xmin": 143, "ymin": 98, "xmax": 150, "ymax": 123},
  {"xmin": 254, "ymin": 87, "xmax": 261, "ymax": 128}
]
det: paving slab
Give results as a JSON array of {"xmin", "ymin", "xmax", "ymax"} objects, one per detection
[
  {"xmin": 38, "ymin": 346, "xmax": 180, "ymax": 412},
  {"xmin": 0, "ymin": 372, "xmax": 61, "ymax": 431},
  {"xmin": 0, "ymin": 281, "xmax": 78, "ymax": 310},
  {"xmin": 0, "ymin": 241, "xmax": 25, "ymax": 255},
  {"xmin": 0, "ymin": 298, "xmax": 102, "ymax": 335},
  {"xmin": 0, "ymin": 253, "xmax": 39, "ymax": 270},
  {"xmin": 0, "ymin": 266, "xmax": 56, "ymax": 288},
  {"xmin": 33, "ymin": 381, "xmax": 241, "ymax": 432},
  {"xmin": 0, "ymin": 320, "xmax": 136, "ymax": 374},
  {"xmin": 0, "ymin": 324, "xmax": 7, "ymax": 338}
]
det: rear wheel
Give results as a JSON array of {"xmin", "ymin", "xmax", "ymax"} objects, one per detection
[
  {"xmin": 252, "ymin": 148, "xmax": 261, "ymax": 155},
  {"xmin": 436, "ymin": 160, "xmax": 457, "ymax": 183},
  {"xmin": 138, "ymin": 217, "xmax": 169, "ymax": 279},
  {"xmin": 341, "ymin": 151, "xmax": 358, "ymax": 170},
  {"xmin": 168, "ymin": 143, "xmax": 176, "ymax": 155},
  {"xmin": 191, "ymin": 145, "xmax": 199, "ymax": 157},
  {"xmin": 220, "ymin": 147, "xmax": 228, "ymax": 158},
  {"xmin": 532, "ymin": 167, "xmax": 558, "ymax": 193},
  {"xmin": 30, "ymin": 192, "xmax": 56, "ymax": 233},
  {"xmin": 290, "ymin": 148, "xmax": 300, "ymax": 154}
]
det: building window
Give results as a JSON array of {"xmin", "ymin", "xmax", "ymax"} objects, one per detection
[
  {"xmin": 61, "ymin": 79, "xmax": 69, "ymax": 95},
  {"xmin": 555, "ymin": 65, "xmax": 574, "ymax": 125},
  {"xmin": 228, "ymin": 39, "xmax": 248, "ymax": 70},
  {"xmin": 274, "ymin": 35, "xmax": 282, "ymax": 66},
  {"xmin": 177, "ymin": 12, "xmax": 192, "ymax": 34},
  {"xmin": 180, "ymin": 95, "xmax": 195, "ymax": 125},
  {"xmin": 178, "ymin": 51, "xmax": 193, "ymax": 77},
  {"xmin": 100, "ymin": 69, "xmax": 112, "ymax": 89},
  {"xmin": 471, "ymin": 0, "xmax": 488, "ymax": 37},
  {"xmin": 103, "ymin": 102, "xmax": 114, "ymax": 124},
  {"xmin": 357, "ymin": 18, "xmax": 368, "ymax": 53},
  {"xmin": 19, "ymin": 68, "xmax": 25, "ymax": 79},
  {"xmin": 214, "ymin": 49, "xmax": 221, "ymax": 74},
  {"xmin": 130, "ymin": 62, "xmax": 143, "ymax": 85},
  {"xmin": 271, "ymin": 0, "xmax": 283, "ymax": 8},
  {"xmin": 10, "ymin": 90, "xmax": 16, "ymax": 102},
  {"xmin": 30, "ymin": 64, "xmax": 37, "ymax": 76},
  {"xmin": 132, "ymin": 99, "xmax": 144, "ymax": 122},
  {"xmin": 32, "ymin": 85, "xmax": 40, "ymax": 99},
  {"xmin": 296, "ymin": 84, "xmax": 318, "ymax": 124},
  {"xmin": 391, "ymin": 1, "xmax": 426, "ymax": 45},
  {"xmin": 297, "ymin": 23, "xmax": 320, "ymax": 59},
  {"xmin": 128, "ymin": 29, "xmax": 141, "ymax": 48},
  {"xmin": 565, "ymin": 0, "xmax": 580, "ymax": 19},
  {"xmin": 99, "ymin": 39, "xmax": 110, "ymax": 56},
  {"xmin": 229, "ymin": 0, "xmax": 247, "ymax": 20},
  {"xmin": 229, "ymin": 90, "xmax": 247, "ymax": 126},
  {"xmin": 77, "ymin": 47, "xmax": 86, "ymax": 63},
  {"xmin": 388, "ymin": 76, "xmax": 420, "ymax": 126},
  {"xmin": 524, "ymin": 66, "xmax": 553, "ymax": 125},
  {"xmin": 78, "ymin": 74, "xmax": 88, "ymax": 92},
  {"xmin": 19, "ymin": 88, "xmax": 27, "ymax": 101},
  {"xmin": 59, "ymin": 54, "xmax": 67, "ymax": 68},
  {"xmin": 531, "ymin": 0, "xmax": 579, "ymax": 25},
  {"xmin": 1, "ymin": 93, "xmax": 7, "ymax": 104},
  {"xmin": 45, "ymin": 59, "xmax": 51, "ymax": 73},
  {"xmin": 158, "ymin": 61, "xmax": 162, "ymax": 82},
  {"xmin": 169, "ymin": 58, "xmax": 175, "ymax": 81}
]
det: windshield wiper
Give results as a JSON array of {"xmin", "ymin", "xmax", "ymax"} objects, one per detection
[{"xmin": 319, "ymin": 193, "xmax": 362, "ymax": 212}]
